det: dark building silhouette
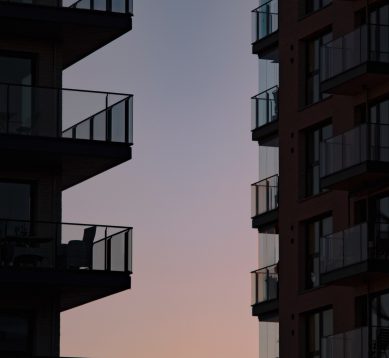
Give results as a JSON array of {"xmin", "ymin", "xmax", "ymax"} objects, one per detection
[
  {"xmin": 251, "ymin": 0, "xmax": 389, "ymax": 357},
  {"xmin": 0, "ymin": 1, "xmax": 134, "ymax": 356}
]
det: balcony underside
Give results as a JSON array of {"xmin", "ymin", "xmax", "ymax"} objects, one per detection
[
  {"xmin": 252, "ymin": 209, "xmax": 278, "ymax": 230},
  {"xmin": 252, "ymin": 121, "xmax": 278, "ymax": 145},
  {"xmin": 0, "ymin": 2, "xmax": 132, "ymax": 69},
  {"xmin": 320, "ymin": 161, "xmax": 389, "ymax": 192},
  {"xmin": 0, "ymin": 134, "xmax": 132, "ymax": 190},
  {"xmin": 252, "ymin": 31, "xmax": 279, "ymax": 58},
  {"xmin": 321, "ymin": 259, "xmax": 389, "ymax": 286},
  {"xmin": 252, "ymin": 299, "xmax": 279, "ymax": 322},
  {"xmin": 0, "ymin": 267, "xmax": 131, "ymax": 311},
  {"xmin": 321, "ymin": 62, "xmax": 389, "ymax": 95}
]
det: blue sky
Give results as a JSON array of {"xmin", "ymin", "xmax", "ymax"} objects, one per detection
[{"xmin": 61, "ymin": 0, "xmax": 259, "ymax": 357}]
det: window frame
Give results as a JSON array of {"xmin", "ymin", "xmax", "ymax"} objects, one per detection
[
  {"xmin": 305, "ymin": 31, "xmax": 332, "ymax": 106},
  {"xmin": 0, "ymin": 310, "xmax": 33, "ymax": 356},
  {"xmin": 305, "ymin": 121, "xmax": 332, "ymax": 197},
  {"xmin": 305, "ymin": 307, "xmax": 334, "ymax": 358},
  {"xmin": 305, "ymin": 214, "xmax": 333, "ymax": 290}
]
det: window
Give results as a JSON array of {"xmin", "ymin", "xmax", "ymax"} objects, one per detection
[
  {"xmin": 305, "ymin": 0, "xmax": 332, "ymax": 15},
  {"xmin": 370, "ymin": 98, "xmax": 389, "ymax": 125},
  {"xmin": 0, "ymin": 182, "xmax": 32, "ymax": 238},
  {"xmin": 305, "ymin": 32, "xmax": 332, "ymax": 105},
  {"xmin": 306, "ymin": 308, "xmax": 333, "ymax": 358},
  {"xmin": 0, "ymin": 54, "xmax": 33, "ymax": 134},
  {"xmin": 305, "ymin": 122, "xmax": 332, "ymax": 197},
  {"xmin": 306, "ymin": 215, "xmax": 333, "ymax": 289},
  {"xmin": 0, "ymin": 312, "xmax": 32, "ymax": 355},
  {"xmin": 0, "ymin": 182, "xmax": 31, "ymax": 221},
  {"xmin": 372, "ymin": 291, "xmax": 389, "ymax": 356}
]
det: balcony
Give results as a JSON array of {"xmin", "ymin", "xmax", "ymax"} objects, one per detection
[
  {"xmin": 251, "ymin": 86, "xmax": 279, "ymax": 144},
  {"xmin": 251, "ymin": 0, "xmax": 279, "ymax": 57},
  {"xmin": 320, "ymin": 222, "xmax": 389, "ymax": 285},
  {"xmin": 0, "ymin": 82, "xmax": 133, "ymax": 190},
  {"xmin": 251, "ymin": 174, "xmax": 279, "ymax": 230},
  {"xmin": 0, "ymin": 0, "xmax": 133, "ymax": 68},
  {"xmin": 251, "ymin": 264, "xmax": 279, "ymax": 321},
  {"xmin": 320, "ymin": 24, "xmax": 389, "ymax": 95},
  {"xmin": 0, "ymin": 218, "xmax": 132, "ymax": 310},
  {"xmin": 322, "ymin": 326, "xmax": 389, "ymax": 358},
  {"xmin": 320, "ymin": 123, "xmax": 389, "ymax": 192}
]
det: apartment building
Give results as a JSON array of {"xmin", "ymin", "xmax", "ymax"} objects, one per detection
[
  {"xmin": 0, "ymin": 1, "xmax": 134, "ymax": 356},
  {"xmin": 251, "ymin": 0, "xmax": 389, "ymax": 357}
]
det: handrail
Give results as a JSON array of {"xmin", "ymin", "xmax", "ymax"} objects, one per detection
[
  {"xmin": 252, "ymin": 0, "xmax": 278, "ymax": 14},
  {"xmin": 0, "ymin": 81, "xmax": 132, "ymax": 97},
  {"xmin": 0, "ymin": 0, "xmax": 134, "ymax": 15},
  {"xmin": 0, "ymin": 217, "xmax": 131, "ymax": 230},
  {"xmin": 251, "ymin": 174, "xmax": 279, "ymax": 186},
  {"xmin": 251, "ymin": 85, "xmax": 279, "ymax": 99},
  {"xmin": 251, "ymin": 263, "xmax": 278, "ymax": 274}
]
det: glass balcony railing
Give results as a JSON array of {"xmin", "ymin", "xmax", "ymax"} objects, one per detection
[
  {"xmin": 320, "ymin": 123, "xmax": 389, "ymax": 178},
  {"xmin": 0, "ymin": 0, "xmax": 134, "ymax": 15},
  {"xmin": 0, "ymin": 83, "xmax": 133, "ymax": 145},
  {"xmin": 251, "ymin": 263, "xmax": 279, "ymax": 305},
  {"xmin": 251, "ymin": 86, "xmax": 279, "ymax": 131},
  {"xmin": 320, "ymin": 24, "xmax": 389, "ymax": 82},
  {"xmin": 321, "ymin": 326, "xmax": 389, "ymax": 358},
  {"xmin": 251, "ymin": 174, "xmax": 279, "ymax": 217},
  {"xmin": 0, "ymin": 218, "xmax": 132, "ymax": 273},
  {"xmin": 252, "ymin": 0, "xmax": 278, "ymax": 43},
  {"xmin": 321, "ymin": 327, "xmax": 369, "ymax": 358},
  {"xmin": 320, "ymin": 222, "xmax": 389, "ymax": 275}
]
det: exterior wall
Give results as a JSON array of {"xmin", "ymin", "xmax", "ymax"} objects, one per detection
[
  {"xmin": 0, "ymin": 35, "xmax": 63, "ymax": 356},
  {"xmin": 276, "ymin": 0, "xmax": 389, "ymax": 357},
  {"xmin": 0, "ymin": 291, "xmax": 60, "ymax": 356}
]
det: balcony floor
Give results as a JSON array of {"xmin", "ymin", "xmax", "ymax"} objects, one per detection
[
  {"xmin": 321, "ymin": 62, "xmax": 389, "ymax": 95},
  {"xmin": 321, "ymin": 259, "xmax": 389, "ymax": 286},
  {"xmin": 252, "ymin": 209, "xmax": 278, "ymax": 230},
  {"xmin": 0, "ymin": 134, "xmax": 132, "ymax": 190},
  {"xmin": 0, "ymin": 2, "xmax": 132, "ymax": 69},
  {"xmin": 252, "ymin": 299, "xmax": 279, "ymax": 322},
  {"xmin": 320, "ymin": 161, "xmax": 389, "ymax": 192},
  {"xmin": 252, "ymin": 121, "xmax": 279, "ymax": 145},
  {"xmin": 0, "ymin": 267, "xmax": 131, "ymax": 311},
  {"xmin": 252, "ymin": 31, "xmax": 279, "ymax": 58}
]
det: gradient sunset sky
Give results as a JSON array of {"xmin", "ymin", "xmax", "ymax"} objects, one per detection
[{"xmin": 61, "ymin": 0, "xmax": 259, "ymax": 356}]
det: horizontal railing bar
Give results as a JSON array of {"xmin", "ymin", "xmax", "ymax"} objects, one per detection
[
  {"xmin": 0, "ymin": 217, "xmax": 132, "ymax": 230},
  {"xmin": 93, "ymin": 228, "xmax": 131, "ymax": 245},
  {"xmin": 251, "ymin": 263, "xmax": 278, "ymax": 273},
  {"xmin": 323, "ymin": 123, "xmax": 389, "ymax": 143},
  {"xmin": 251, "ymin": 85, "xmax": 279, "ymax": 99},
  {"xmin": 0, "ymin": 81, "xmax": 133, "ymax": 98},
  {"xmin": 251, "ymin": 174, "xmax": 279, "ymax": 186},
  {"xmin": 322, "ymin": 221, "xmax": 387, "ymax": 239},
  {"xmin": 0, "ymin": 0, "xmax": 133, "ymax": 15},
  {"xmin": 251, "ymin": 0, "xmax": 278, "ymax": 13}
]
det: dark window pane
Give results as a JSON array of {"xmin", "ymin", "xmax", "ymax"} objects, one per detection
[
  {"xmin": 322, "ymin": 309, "xmax": 333, "ymax": 337},
  {"xmin": 0, "ymin": 182, "xmax": 31, "ymax": 221},
  {"xmin": 0, "ymin": 313, "xmax": 30, "ymax": 354}
]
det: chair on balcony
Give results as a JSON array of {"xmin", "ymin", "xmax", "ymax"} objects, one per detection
[{"xmin": 66, "ymin": 226, "xmax": 96, "ymax": 270}]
